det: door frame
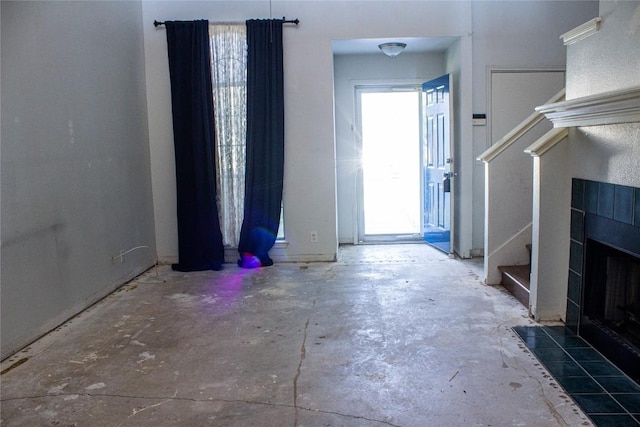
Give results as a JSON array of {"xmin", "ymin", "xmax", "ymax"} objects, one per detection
[{"xmin": 352, "ymin": 80, "xmax": 427, "ymax": 244}]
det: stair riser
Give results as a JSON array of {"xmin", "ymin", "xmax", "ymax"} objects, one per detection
[{"xmin": 501, "ymin": 273, "xmax": 530, "ymax": 307}]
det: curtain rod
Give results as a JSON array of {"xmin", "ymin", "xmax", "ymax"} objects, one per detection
[{"xmin": 153, "ymin": 17, "xmax": 299, "ymax": 28}]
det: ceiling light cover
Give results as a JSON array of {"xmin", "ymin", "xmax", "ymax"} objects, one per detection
[{"xmin": 378, "ymin": 42, "xmax": 407, "ymax": 57}]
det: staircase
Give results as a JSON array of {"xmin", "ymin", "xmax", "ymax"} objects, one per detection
[
  {"xmin": 498, "ymin": 244, "xmax": 531, "ymax": 308},
  {"xmin": 479, "ymin": 89, "xmax": 566, "ymax": 287}
]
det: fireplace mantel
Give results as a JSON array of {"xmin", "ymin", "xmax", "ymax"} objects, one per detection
[{"xmin": 535, "ymin": 85, "xmax": 640, "ymax": 128}]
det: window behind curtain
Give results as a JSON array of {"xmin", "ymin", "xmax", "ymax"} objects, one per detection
[
  {"xmin": 209, "ymin": 24, "xmax": 284, "ymax": 247},
  {"xmin": 209, "ymin": 24, "xmax": 247, "ymax": 248}
]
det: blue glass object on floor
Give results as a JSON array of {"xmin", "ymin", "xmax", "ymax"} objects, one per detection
[{"xmin": 513, "ymin": 325, "xmax": 640, "ymax": 426}]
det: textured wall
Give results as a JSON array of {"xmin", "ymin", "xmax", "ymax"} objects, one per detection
[
  {"xmin": 567, "ymin": 1, "xmax": 640, "ymax": 99},
  {"xmin": 1, "ymin": 1, "xmax": 156, "ymax": 359},
  {"xmin": 567, "ymin": 1, "xmax": 640, "ymax": 187},
  {"xmin": 571, "ymin": 124, "xmax": 640, "ymax": 188}
]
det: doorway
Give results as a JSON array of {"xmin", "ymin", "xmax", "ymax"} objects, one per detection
[{"xmin": 356, "ymin": 86, "xmax": 422, "ymax": 242}]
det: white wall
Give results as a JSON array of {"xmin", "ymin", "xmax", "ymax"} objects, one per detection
[
  {"xmin": 334, "ymin": 52, "xmax": 447, "ymax": 244},
  {"xmin": 1, "ymin": 1, "xmax": 156, "ymax": 359},
  {"xmin": 142, "ymin": 1, "xmax": 473, "ymax": 262},
  {"xmin": 470, "ymin": 1, "xmax": 599, "ymax": 253},
  {"xmin": 444, "ymin": 36, "xmax": 475, "ymax": 257},
  {"xmin": 530, "ymin": 140, "xmax": 572, "ymax": 320}
]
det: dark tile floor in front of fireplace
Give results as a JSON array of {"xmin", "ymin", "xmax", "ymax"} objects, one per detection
[{"xmin": 513, "ymin": 325, "xmax": 640, "ymax": 427}]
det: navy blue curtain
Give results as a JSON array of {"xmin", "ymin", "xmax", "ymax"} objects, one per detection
[
  {"xmin": 165, "ymin": 20, "xmax": 225, "ymax": 271},
  {"xmin": 237, "ymin": 20, "xmax": 285, "ymax": 268}
]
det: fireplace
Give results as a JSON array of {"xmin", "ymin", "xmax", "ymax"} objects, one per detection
[
  {"xmin": 582, "ymin": 215, "xmax": 640, "ymax": 381},
  {"xmin": 568, "ymin": 179, "xmax": 640, "ymax": 382}
]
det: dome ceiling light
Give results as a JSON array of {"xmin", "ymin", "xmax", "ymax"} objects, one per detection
[{"xmin": 378, "ymin": 42, "xmax": 407, "ymax": 57}]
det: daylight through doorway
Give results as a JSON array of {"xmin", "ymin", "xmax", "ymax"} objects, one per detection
[{"xmin": 359, "ymin": 90, "xmax": 421, "ymax": 239}]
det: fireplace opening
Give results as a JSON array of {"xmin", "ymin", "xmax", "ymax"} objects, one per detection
[
  {"xmin": 584, "ymin": 239, "xmax": 640, "ymax": 344},
  {"xmin": 581, "ymin": 235, "xmax": 640, "ymax": 382}
]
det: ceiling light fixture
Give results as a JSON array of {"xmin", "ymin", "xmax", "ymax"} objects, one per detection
[{"xmin": 378, "ymin": 42, "xmax": 407, "ymax": 57}]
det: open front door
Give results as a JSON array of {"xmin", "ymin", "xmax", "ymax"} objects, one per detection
[{"xmin": 422, "ymin": 74, "xmax": 453, "ymax": 254}]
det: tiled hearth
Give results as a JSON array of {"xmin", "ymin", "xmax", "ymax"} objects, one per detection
[{"xmin": 514, "ymin": 325, "xmax": 640, "ymax": 426}]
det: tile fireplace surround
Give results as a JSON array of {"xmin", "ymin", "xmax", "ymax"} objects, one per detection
[
  {"xmin": 567, "ymin": 178, "xmax": 640, "ymax": 381},
  {"xmin": 568, "ymin": 178, "xmax": 640, "ymax": 329}
]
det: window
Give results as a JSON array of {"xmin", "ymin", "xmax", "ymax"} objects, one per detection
[
  {"xmin": 209, "ymin": 24, "xmax": 284, "ymax": 246},
  {"xmin": 209, "ymin": 24, "xmax": 247, "ymax": 248}
]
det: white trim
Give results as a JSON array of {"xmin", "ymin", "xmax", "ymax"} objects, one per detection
[
  {"xmin": 447, "ymin": 73, "xmax": 455, "ymax": 256},
  {"xmin": 535, "ymin": 86, "xmax": 640, "ymax": 128},
  {"xmin": 525, "ymin": 127, "xmax": 569, "ymax": 157},
  {"xmin": 486, "ymin": 222, "xmax": 532, "ymax": 260},
  {"xmin": 478, "ymin": 88, "xmax": 565, "ymax": 163},
  {"xmin": 560, "ymin": 17, "xmax": 602, "ymax": 46}
]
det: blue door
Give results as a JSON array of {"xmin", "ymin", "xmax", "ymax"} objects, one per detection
[{"xmin": 422, "ymin": 74, "xmax": 453, "ymax": 254}]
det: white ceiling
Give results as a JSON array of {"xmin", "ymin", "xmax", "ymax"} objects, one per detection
[{"xmin": 332, "ymin": 36, "xmax": 458, "ymax": 56}]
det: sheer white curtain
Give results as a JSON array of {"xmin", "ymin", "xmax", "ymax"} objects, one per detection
[{"xmin": 209, "ymin": 24, "xmax": 247, "ymax": 248}]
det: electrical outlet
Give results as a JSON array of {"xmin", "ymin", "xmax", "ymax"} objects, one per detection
[{"xmin": 310, "ymin": 231, "xmax": 318, "ymax": 243}]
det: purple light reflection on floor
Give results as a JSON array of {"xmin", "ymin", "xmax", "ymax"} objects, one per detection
[{"xmin": 200, "ymin": 266, "xmax": 255, "ymax": 316}]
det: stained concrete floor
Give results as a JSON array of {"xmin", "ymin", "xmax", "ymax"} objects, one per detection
[{"xmin": 1, "ymin": 244, "xmax": 593, "ymax": 426}]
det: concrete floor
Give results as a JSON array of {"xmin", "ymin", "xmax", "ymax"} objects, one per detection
[{"xmin": 1, "ymin": 244, "xmax": 593, "ymax": 426}]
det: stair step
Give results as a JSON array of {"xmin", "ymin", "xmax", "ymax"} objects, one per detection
[{"xmin": 498, "ymin": 265, "xmax": 530, "ymax": 308}]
